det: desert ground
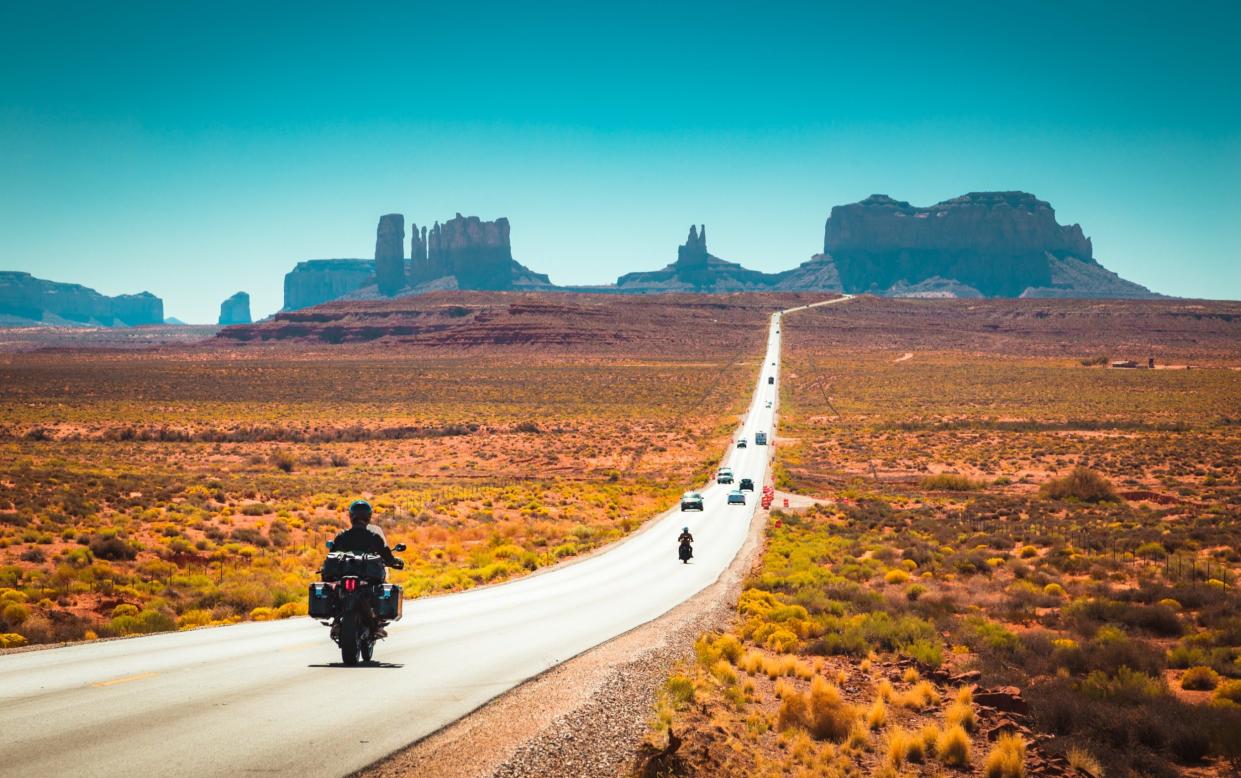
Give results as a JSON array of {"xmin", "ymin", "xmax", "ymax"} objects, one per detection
[
  {"xmin": 0, "ymin": 293, "xmax": 820, "ymax": 648},
  {"xmin": 638, "ymin": 298, "xmax": 1241, "ymax": 778}
]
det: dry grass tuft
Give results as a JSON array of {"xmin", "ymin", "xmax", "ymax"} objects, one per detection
[
  {"xmin": 936, "ymin": 724, "xmax": 971, "ymax": 767},
  {"xmin": 983, "ymin": 732, "xmax": 1026, "ymax": 778},
  {"xmin": 866, "ymin": 697, "xmax": 887, "ymax": 730},
  {"xmin": 776, "ymin": 675, "xmax": 858, "ymax": 742}
]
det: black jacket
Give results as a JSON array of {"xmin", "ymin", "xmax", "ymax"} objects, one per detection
[
  {"xmin": 331, "ymin": 524, "xmax": 399, "ymax": 567},
  {"xmin": 678, "ymin": 531, "xmax": 694, "ymax": 545}
]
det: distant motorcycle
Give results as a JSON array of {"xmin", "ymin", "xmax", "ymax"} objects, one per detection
[
  {"xmin": 679, "ymin": 539, "xmax": 693, "ymax": 564},
  {"xmin": 308, "ymin": 543, "xmax": 406, "ymax": 665}
]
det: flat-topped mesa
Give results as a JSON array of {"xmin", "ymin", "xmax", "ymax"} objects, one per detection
[
  {"xmin": 0, "ymin": 271, "xmax": 164, "ymax": 326},
  {"xmin": 218, "ymin": 291, "xmax": 252, "ymax": 325},
  {"xmin": 826, "ymin": 192, "xmax": 1093, "ymax": 258},
  {"xmin": 283, "ymin": 259, "xmax": 374, "ymax": 311},
  {"xmin": 823, "ymin": 191, "xmax": 1100, "ymax": 297},
  {"xmin": 374, "ymin": 213, "xmax": 406, "ymax": 296},
  {"xmin": 423, "ymin": 213, "xmax": 515, "ymax": 290}
]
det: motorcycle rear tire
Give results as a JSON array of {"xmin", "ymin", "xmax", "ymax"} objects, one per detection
[{"xmin": 339, "ymin": 611, "xmax": 362, "ymax": 666}]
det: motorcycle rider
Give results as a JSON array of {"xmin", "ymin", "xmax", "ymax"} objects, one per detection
[
  {"xmin": 678, "ymin": 527, "xmax": 694, "ymax": 563},
  {"xmin": 330, "ymin": 500, "xmax": 403, "ymax": 637}
]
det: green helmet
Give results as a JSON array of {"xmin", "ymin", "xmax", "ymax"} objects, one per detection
[{"xmin": 348, "ymin": 499, "xmax": 373, "ymax": 523}]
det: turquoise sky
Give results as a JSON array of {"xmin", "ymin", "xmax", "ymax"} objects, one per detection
[{"xmin": 2, "ymin": 0, "xmax": 1238, "ymax": 322}]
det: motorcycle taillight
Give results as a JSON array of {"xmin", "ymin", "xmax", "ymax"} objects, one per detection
[{"xmin": 344, "ymin": 578, "xmax": 357, "ymax": 591}]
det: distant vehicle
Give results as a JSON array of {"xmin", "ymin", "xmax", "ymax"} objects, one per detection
[
  {"xmin": 680, "ymin": 492, "xmax": 704, "ymax": 511},
  {"xmin": 739, "ymin": 478, "xmax": 754, "ymax": 491},
  {"xmin": 755, "ymin": 432, "xmax": 768, "ymax": 445},
  {"xmin": 765, "ymin": 400, "xmax": 772, "ymax": 408},
  {"xmin": 716, "ymin": 467, "xmax": 734, "ymax": 485},
  {"xmin": 727, "ymin": 490, "xmax": 746, "ymax": 505},
  {"xmin": 768, "ymin": 376, "xmax": 775, "ymax": 385},
  {"xmin": 737, "ymin": 438, "xmax": 747, "ymax": 449}
]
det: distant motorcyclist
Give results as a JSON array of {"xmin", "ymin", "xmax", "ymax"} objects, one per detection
[
  {"xmin": 678, "ymin": 527, "xmax": 694, "ymax": 564},
  {"xmin": 678, "ymin": 527, "xmax": 694, "ymax": 545},
  {"xmin": 329, "ymin": 500, "xmax": 403, "ymax": 638},
  {"xmin": 331, "ymin": 500, "xmax": 404, "ymax": 572}
]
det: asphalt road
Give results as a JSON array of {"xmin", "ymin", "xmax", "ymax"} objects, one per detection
[{"xmin": 0, "ymin": 298, "xmax": 847, "ymax": 777}]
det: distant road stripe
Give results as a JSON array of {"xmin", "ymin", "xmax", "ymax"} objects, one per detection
[{"xmin": 92, "ymin": 672, "xmax": 158, "ymax": 688}]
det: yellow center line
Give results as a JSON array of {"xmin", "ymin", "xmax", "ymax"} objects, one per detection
[{"xmin": 92, "ymin": 671, "xmax": 158, "ymax": 688}]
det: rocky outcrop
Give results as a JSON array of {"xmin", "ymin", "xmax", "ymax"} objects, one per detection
[
  {"xmin": 282, "ymin": 259, "xmax": 374, "ymax": 311},
  {"xmin": 425, "ymin": 214, "xmax": 516, "ymax": 290},
  {"xmin": 218, "ymin": 292, "xmax": 252, "ymax": 325},
  {"xmin": 771, "ymin": 255, "xmax": 843, "ymax": 292},
  {"xmin": 817, "ymin": 192, "xmax": 1155, "ymax": 298},
  {"xmin": 410, "ymin": 223, "xmax": 428, "ymax": 285},
  {"xmin": 1019, "ymin": 255, "xmax": 1158, "ymax": 299},
  {"xmin": 0, "ymin": 271, "xmax": 164, "ymax": 327},
  {"xmin": 276, "ymin": 193, "xmax": 1156, "ymax": 309},
  {"xmin": 615, "ymin": 225, "xmax": 775, "ymax": 292},
  {"xmin": 375, "ymin": 214, "xmax": 406, "ymax": 296},
  {"xmin": 109, "ymin": 292, "xmax": 164, "ymax": 326},
  {"xmin": 677, "ymin": 225, "xmax": 709, "ymax": 270}
]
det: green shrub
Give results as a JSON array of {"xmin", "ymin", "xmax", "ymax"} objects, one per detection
[
  {"xmin": 1182, "ymin": 666, "xmax": 1221, "ymax": 691},
  {"xmin": 1215, "ymin": 679, "xmax": 1241, "ymax": 707},
  {"xmin": 902, "ymin": 638, "xmax": 944, "ymax": 668},
  {"xmin": 1039, "ymin": 467, "xmax": 1121, "ymax": 503},
  {"xmin": 2, "ymin": 602, "xmax": 30, "ymax": 626},
  {"xmin": 1079, "ymin": 667, "xmax": 1164, "ymax": 704},
  {"xmin": 963, "ymin": 616, "xmax": 1019, "ymax": 654},
  {"xmin": 920, "ymin": 473, "xmax": 984, "ymax": 491},
  {"xmin": 665, "ymin": 674, "xmax": 695, "ymax": 708}
]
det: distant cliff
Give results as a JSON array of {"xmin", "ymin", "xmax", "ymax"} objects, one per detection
[
  {"xmin": 283, "ymin": 259, "xmax": 374, "ymax": 311},
  {"xmin": 282, "ymin": 213, "xmax": 552, "ymax": 310},
  {"xmin": 0, "ymin": 271, "xmax": 164, "ymax": 326},
  {"xmin": 816, "ymin": 192, "xmax": 1155, "ymax": 298},
  {"xmin": 218, "ymin": 291, "xmax": 252, "ymax": 325},
  {"xmin": 277, "ymin": 193, "xmax": 1157, "ymax": 310},
  {"xmin": 414, "ymin": 214, "xmax": 525, "ymax": 290}
]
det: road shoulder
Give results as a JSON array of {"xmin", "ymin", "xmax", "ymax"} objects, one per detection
[{"xmin": 356, "ymin": 506, "xmax": 769, "ymax": 778}]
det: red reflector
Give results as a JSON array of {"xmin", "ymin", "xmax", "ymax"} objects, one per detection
[{"xmin": 344, "ymin": 579, "xmax": 357, "ymax": 591}]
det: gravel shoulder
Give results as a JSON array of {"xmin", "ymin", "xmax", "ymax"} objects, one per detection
[{"xmin": 356, "ymin": 506, "xmax": 769, "ymax": 778}]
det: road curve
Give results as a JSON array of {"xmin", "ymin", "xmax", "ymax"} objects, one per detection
[{"xmin": 0, "ymin": 296, "xmax": 849, "ymax": 778}]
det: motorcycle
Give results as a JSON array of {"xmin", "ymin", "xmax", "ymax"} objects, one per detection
[
  {"xmin": 308, "ymin": 542, "xmax": 406, "ymax": 665},
  {"xmin": 679, "ymin": 539, "xmax": 693, "ymax": 564}
]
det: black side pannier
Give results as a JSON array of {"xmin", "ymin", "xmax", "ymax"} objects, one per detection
[
  {"xmin": 374, "ymin": 583, "xmax": 403, "ymax": 621},
  {"xmin": 308, "ymin": 582, "xmax": 336, "ymax": 618},
  {"xmin": 321, "ymin": 552, "xmax": 386, "ymax": 582}
]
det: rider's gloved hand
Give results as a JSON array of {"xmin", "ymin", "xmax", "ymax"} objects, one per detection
[{"xmin": 392, "ymin": 559, "xmax": 405, "ymax": 570}]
